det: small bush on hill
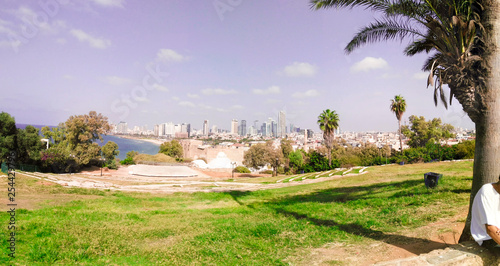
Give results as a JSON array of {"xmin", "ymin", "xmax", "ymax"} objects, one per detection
[
  {"xmin": 120, "ymin": 157, "xmax": 135, "ymax": 165},
  {"xmin": 134, "ymin": 153, "xmax": 177, "ymax": 164},
  {"xmin": 234, "ymin": 166, "xmax": 251, "ymax": 173}
]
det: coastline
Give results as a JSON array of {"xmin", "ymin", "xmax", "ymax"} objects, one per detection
[{"xmin": 112, "ymin": 134, "xmax": 164, "ymax": 146}]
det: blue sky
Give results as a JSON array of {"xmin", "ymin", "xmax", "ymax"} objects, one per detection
[{"xmin": 0, "ymin": 0, "xmax": 474, "ymax": 132}]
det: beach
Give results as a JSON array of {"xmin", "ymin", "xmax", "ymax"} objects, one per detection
[{"xmin": 113, "ymin": 134, "xmax": 165, "ymax": 145}]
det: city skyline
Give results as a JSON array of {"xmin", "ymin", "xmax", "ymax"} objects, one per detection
[{"xmin": 0, "ymin": 1, "xmax": 475, "ymax": 132}]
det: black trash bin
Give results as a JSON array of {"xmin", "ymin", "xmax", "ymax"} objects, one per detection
[{"xmin": 424, "ymin": 172, "xmax": 442, "ymax": 188}]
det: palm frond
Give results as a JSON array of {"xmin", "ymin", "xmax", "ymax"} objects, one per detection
[
  {"xmin": 310, "ymin": 0, "xmax": 390, "ymax": 12},
  {"xmin": 345, "ymin": 18, "xmax": 425, "ymax": 53}
]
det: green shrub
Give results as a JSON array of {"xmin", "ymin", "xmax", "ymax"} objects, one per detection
[
  {"xmin": 105, "ymin": 159, "xmax": 118, "ymax": 170},
  {"xmin": 259, "ymin": 170, "xmax": 273, "ymax": 175},
  {"xmin": 234, "ymin": 166, "xmax": 251, "ymax": 173},
  {"xmin": 120, "ymin": 157, "xmax": 135, "ymax": 165}
]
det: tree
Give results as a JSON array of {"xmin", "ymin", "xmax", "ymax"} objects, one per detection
[
  {"xmin": 266, "ymin": 141, "xmax": 284, "ymax": 177},
  {"xmin": 289, "ymin": 150, "xmax": 305, "ymax": 173},
  {"xmin": 317, "ymin": 109, "xmax": 339, "ymax": 167},
  {"xmin": 401, "ymin": 116, "xmax": 455, "ymax": 148},
  {"xmin": 243, "ymin": 143, "xmax": 269, "ymax": 170},
  {"xmin": 243, "ymin": 142, "xmax": 284, "ymax": 176},
  {"xmin": 390, "ymin": 95, "xmax": 406, "ymax": 152},
  {"xmin": 65, "ymin": 111, "xmax": 111, "ymax": 149},
  {"xmin": 16, "ymin": 125, "xmax": 44, "ymax": 164},
  {"xmin": 40, "ymin": 111, "xmax": 111, "ymax": 170},
  {"xmin": 281, "ymin": 138, "xmax": 294, "ymax": 172},
  {"xmin": 102, "ymin": 141, "xmax": 119, "ymax": 162},
  {"xmin": 311, "ymin": 0, "xmax": 494, "ymax": 242},
  {"xmin": 159, "ymin": 140, "xmax": 183, "ymax": 159},
  {"xmin": 0, "ymin": 112, "xmax": 17, "ymax": 163}
]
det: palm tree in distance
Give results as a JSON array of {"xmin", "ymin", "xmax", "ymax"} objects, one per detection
[
  {"xmin": 311, "ymin": 0, "xmax": 499, "ymax": 242},
  {"xmin": 317, "ymin": 109, "xmax": 339, "ymax": 167},
  {"xmin": 390, "ymin": 95, "xmax": 406, "ymax": 153}
]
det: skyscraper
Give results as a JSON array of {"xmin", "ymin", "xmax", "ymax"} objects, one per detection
[
  {"xmin": 240, "ymin": 120, "xmax": 247, "ymax": 136},
  {"xmin": 231, "ymin": 119, "xmax": 238, "ymax": 135},
  {"xmin": 278, "ymin": 111, "xmax": 286, "ymax": 137},
  {"xmin": 203, "ymin": 120, "xmax": 209, "ymax": 136}
]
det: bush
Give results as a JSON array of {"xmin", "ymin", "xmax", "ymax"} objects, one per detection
[
  {"xmin": 259, "ymin": 170, "xmax": 273, "ymax": 175},
  {"xmin": 120, "ymin": 157, "xmax": 135, "ymax": 165},
  {"xmin": 105, "ymin": 159, "xmax": 118, "ymax": 170},
  {"xmin": 234, "ymin": 166, "xmax": 251, "ymax": 173},
  {"xmin": 134, "ymin": 153, "xmax": 177, "ymax": 164}
]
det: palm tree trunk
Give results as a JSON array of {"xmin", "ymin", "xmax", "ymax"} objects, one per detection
[
  {"xmin": 459, "ymin": 111, "xmax": 500, "ymax": 242},
  {"xmin": 398, "ymin": 119, "xmax": 402, "ymax": 153},
  {"xmin": 460, "ymin": 2, "xmax": 500, "ymax": 241}
]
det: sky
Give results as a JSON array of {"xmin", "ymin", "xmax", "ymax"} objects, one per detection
[{"xmin": 0, "ymin": 0, "xmax": 475, "ymax": 132}]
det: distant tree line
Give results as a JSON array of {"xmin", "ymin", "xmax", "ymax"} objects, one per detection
[
  {"xmin": 0, "ymin": 111, "xmax": 119, "ymax": 173},
  {"xmin": 243, "ymin": 115, "xmax": 475, "ymax": 175}
]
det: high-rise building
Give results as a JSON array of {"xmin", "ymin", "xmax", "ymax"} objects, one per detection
[
  {"xmin": 278, "ymin": 111, "xmax": 286, "ymax": 137},
  {"xmin": 154, "ymin": 124, "xmax": 160, "ymax": 136},
  {"xmin": 266, "ymin": 118, "xmax": 273, "ymax": 137},
  {"xmin": 211, "ymin": 125, "xmax": 218, "ymax": 134},
  {"xmin": 165, "ymin": 122, "xmax": 175, "ymax": 137},
  {"xmin": 231, "ymin": 119, "xmax": 238, "ymax": 135},
  {"xmin": 117, "ymin": 121, "xmax": 128, "ymax": 134},
  {"xmin": 271, "ymin": 121, "xmax": 277, "ymax": 137},
  {"xmin": 261, "ymin": 123, "xmax": 266, "ymax": 136},
  {"xmin": 240, "ymin": 120, "xmax": 247, "ymax": 136},
  {"xmin": 181, "ymin": 123, "xmax": 191, "ymax": 138},
  {"xmin": 203, "ymin": 120, "xmax": 209, "ymax": 136}
]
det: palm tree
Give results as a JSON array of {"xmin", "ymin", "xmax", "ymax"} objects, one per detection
[
  {"xmin": 317, "ymin": 109, "xmax": 339, "ymax": 167},
  {"xmin": 311, "ymin": 0, "xmax": 499, "ymax": 242},
  {"xmin": 390, "ymin": 95, "xmax": 406, "ymax": 153}
]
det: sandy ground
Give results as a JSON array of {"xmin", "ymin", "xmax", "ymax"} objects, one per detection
[
  {"xmin": 116, "ymin": 135, "xmax": 164, "ymax": 145},
  {"xmin": 16, "ymin": 165, "xmax": 468, "ymax": 265}
]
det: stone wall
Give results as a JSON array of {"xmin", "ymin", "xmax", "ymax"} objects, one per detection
[{"xmin": 180, "ymin": 139, "xmax": 247, "ymax": 165}]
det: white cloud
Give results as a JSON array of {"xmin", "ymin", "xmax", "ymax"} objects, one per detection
[
  {"xmin": 282, "ymin": 62, "xmax": 317, "ymax": 77},
  {"xmin": 56, "ymin": 38, "xmax": 67, "ymax": 45},
  {"xmin": 202, "ymin": 88, "xmax": 237, "ymax": 95},
  {"xmin": 187, "ymin": 93, "xmax": 199, "ymax": 98},
  {"xmin": 11, "ymin": 7, "xmax": 66, "ymax": 35},
  {"xmin": 292, "ymin": 89, "xmax": 319, "ymax": 98},
  {"xmin": 413, "ymin": 72, "xmax": 428, "ymax": 80},
  {"xmin": 157, "ymin": 49, "xmax": 188, "ymax": 62},
  {"xmin": 252, "ymin": 85, "xmax": 280, "ymax": 95},
  {"xmin": 70, "ymin": 29, "xmax": 111, "ymax": 49},
  {"xmin": 90, "ymin": 0, "xmax": 125, "ymax": 8},
  {"xmin": 63, "ymin": 74, "xmax": 74, "ymax": 80},
  {"xmin": 215, "ymin": 107, "xmax": 228, "ymax": 112},
  {"xmin": 104, "ymin": 76, "xmax": 131, "ymax": 86},
  {"xmin": 133, "ymin": 96, "xmax": 149, "ymax": 102},
  {"xmin": 153, "ymin": 83, "xmax": 168, "ymax": 91},
  {"xmin": 350, "ymin": 57, "xmax": 388, "ymax": 73},
  {"xmin": 172, "ymin": 96, "xmax": 180, "ymax": 101},
  {"xmin": 179, "ymin": 101, "xmax": 195, "ymax": 108},
  {"xmin": 231, "ymin": 105, "xmax": 244, "ymax": 110},
  {"xmin": 0, "ymin": 40, "xmax": 21, "ymax": 50}
]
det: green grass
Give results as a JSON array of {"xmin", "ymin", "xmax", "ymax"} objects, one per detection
[{"xmin": 0, "ymin": 161, "xmax": 473, "ymax": 265}]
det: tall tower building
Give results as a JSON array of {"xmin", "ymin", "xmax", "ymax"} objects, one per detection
[
  {"xmin": 203, "ymin": 120, "xmax": 209, "ymax": 136},
  {"xmin": 240, "ymin": 120, "xmax": 247, "ymax": 136},
  {"xmin": 278, "ymin": 111, "xmax": 286, "ymax": 137},
  {"xmin": 261, "ymin": 123, "xmax": 266, "ymax": 136},
  {"xmin": 231, "ymin": 119, "xmax": 238, "ymax": 135}
]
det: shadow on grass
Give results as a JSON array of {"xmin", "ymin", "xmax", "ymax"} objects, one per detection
[
  {"xmin": 267, "ymin": 179, "xmax": 428, "ymax": 205},
  {"xmin": 224, "ymin": 178, "xmax": 469, "ymax": 256},
  {"xmin": 275, "ymin": 208, "xmax": 447, "ymax": 256}
]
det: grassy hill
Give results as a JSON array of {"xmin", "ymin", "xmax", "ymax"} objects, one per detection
[{"xmin": 0, "ymin": 160, "xmax": 473, "ymax": 265}]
